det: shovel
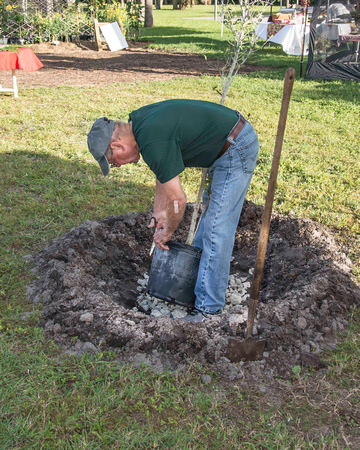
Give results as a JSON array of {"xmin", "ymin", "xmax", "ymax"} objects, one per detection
[{"xmin": 226, "ymin": 68, "xmax": 296, "ymax": 362}]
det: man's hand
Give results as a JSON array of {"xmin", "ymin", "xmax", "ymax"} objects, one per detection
[
  {"xmin": 153, "ymin": 227, "xmax": 172, "ymax": 250},
  {"xmin": 150, "ymin": 176, "xmax": 187, "ymax": 251},
  {"xmin": 148, "ymin": 211, "xmax": 166, "ymax": 231}
]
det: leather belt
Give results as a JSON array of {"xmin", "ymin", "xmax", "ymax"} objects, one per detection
[{"xmin": 217, "ymin": 115, "xmax": 246, "ymax": 159}]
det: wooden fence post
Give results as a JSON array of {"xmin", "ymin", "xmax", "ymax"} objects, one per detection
[
  {"xmin": 94, "ymin": 18, "xmax": 102, "ymax": 51},
  {"xmin": 116, "ymin": 18, "xmax": 124, "ymax": 34}
]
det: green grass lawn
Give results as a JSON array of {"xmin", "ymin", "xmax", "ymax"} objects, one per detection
[
  {"xmin": 139, "ymin": 4, "xmax": 282, "ymax": 58},
  {"xmin": 0, "ymin": 5, "xmax": 359, "ymax": 448}
]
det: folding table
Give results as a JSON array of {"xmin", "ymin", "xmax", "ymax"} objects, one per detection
[{"xmin": 0, "ymin": 47, "xmax": 43, "ymax": 98}]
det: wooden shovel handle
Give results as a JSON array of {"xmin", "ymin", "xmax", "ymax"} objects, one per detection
[{"xmin": 246, "ymin": 67, "xmax": 295, "ymax": 339}]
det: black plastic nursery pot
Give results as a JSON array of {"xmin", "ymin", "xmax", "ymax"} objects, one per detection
[{"xmin": 147, "ymin": 241, "xmax": 202, "ymax": 308}]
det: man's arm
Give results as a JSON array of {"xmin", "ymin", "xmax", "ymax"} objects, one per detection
[
  {"xmin": 153, "ymin": 175, "xmax": 187, "ymax": 250},
  {"xmin": 148, "ymin": 179, "xmax": 168, "ymax": 230}
]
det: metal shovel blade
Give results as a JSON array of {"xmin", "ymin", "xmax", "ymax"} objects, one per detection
[{"xmin": 226, "ymin": 336, "xmax": 266, "ymax": 362}]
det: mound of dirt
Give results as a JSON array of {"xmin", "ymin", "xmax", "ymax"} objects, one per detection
[{"xmin": 25, "ymin": 202, "xmax": 360, "ymax": 381}]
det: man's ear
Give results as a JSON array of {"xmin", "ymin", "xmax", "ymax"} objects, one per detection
[{"xmin": 110, "ymin": 140, "xmax": 123, "ymax": 152}]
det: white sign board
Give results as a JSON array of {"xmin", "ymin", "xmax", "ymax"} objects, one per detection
[{"xmin": 100, "ymin": 22, "xmax": 128, "ymax": 52}]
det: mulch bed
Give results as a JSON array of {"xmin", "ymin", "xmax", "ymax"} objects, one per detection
[{"xmin": 1, "ymin": 41, "xmax": 264, "ymax": 88}]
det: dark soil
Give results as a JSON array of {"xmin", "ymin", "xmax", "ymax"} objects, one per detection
[{"xmin": 25, "ymin": 201, "xmax": 360, "ymax": 382}]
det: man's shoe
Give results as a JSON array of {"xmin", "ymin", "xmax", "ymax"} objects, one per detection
[{"xmin": 180, "ymin": 309, "xmax": 208, "ymax": 323}]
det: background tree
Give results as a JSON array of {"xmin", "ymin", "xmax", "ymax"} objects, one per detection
[
  {"xmin": 220, "ymin": 0, "xmax": 275, "ymax": 104},
  {"xmin": 155, "ymin": 0, "xmax": 163, "ymax": 10},
  {"xmin": 144, "ymin": 0, "xmax": 153, "ymax": 26}
]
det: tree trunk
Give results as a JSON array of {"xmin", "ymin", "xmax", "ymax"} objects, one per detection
[
  {"xmin": 155, "ymin": 0, "xmax": 162, "ymax": 9},
  {"xmin": 144, "ymin": 0, "xmax": 154, "ymax": 27},
  {"xmin": 173, "ymin": 0, "xmax": 178, "ymax": 9},
  {"xmin": 185, "ymin": 168, "xmax": 208, "ymax": 246}
]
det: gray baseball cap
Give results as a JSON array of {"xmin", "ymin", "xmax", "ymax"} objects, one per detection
[{"xmin": 87, "ymin": 117, "xmax": 114, "ymax": 176}]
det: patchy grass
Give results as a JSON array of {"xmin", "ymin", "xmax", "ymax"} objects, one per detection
[
  {"xmin": 1, "ymin": 307, "xmax": 359, "ymax": 448},
  {"xmin": 1, "ymin": 313, "xmax": 359, "ymax": 448},
  {"xmin": 0, "ymin": 5, "xmax": 359, "ymax": 448}
]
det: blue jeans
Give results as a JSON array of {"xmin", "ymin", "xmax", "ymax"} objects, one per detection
[{"xmin": 193, "ymin": 118, "xmax": 259, "ymax": 314}]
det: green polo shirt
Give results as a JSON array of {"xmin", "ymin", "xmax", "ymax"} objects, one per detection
[{"xmin": 129, "ymin": 99, "xmax": 238, "ymax": 183}]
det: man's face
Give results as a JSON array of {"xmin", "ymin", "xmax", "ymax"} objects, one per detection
[{"xmin": 108, "ymin": 145, "xmax": 140, "ymax": 168}]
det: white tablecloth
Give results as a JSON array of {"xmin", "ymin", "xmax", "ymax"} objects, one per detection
[
  {"xmin": 317, "ymin": 23, "xmax": 352, "ymax": 40},
  {"xmin": 256, "ymin": 22, "xmax": 310, "ymax": 55}
]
